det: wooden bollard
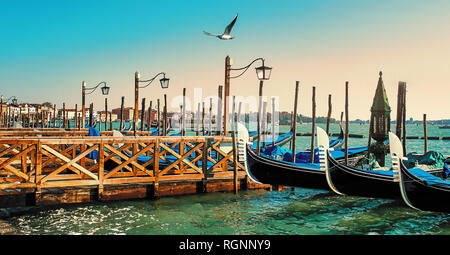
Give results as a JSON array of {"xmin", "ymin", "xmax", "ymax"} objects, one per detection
[
  {"xmin": 157, "ymin": 99, "xmax": 161, "ymax": 135},
  {"xmin": 291, "ymin": 82, "xmax": 299, "ymax": 163},
  {"xmin": 326, "ymin": 94, "xmax": 332, "ymax": 135},
  {"xmin": 62, "ymin": 103, "xmax": 66, "ymax": 128},
  {"xmin": 163, "ymin": 94, "xmax": 167, "ymax": 136},
  {"xmin": 257, "ymin": 80, "xmax": 264, "ymax": 155},
  {"xmin": 147, "ymin": 101, "xmax": 153, "ymax": 135},
  {"xmin": 119, "ymin": 96, "xmax": 124, "ymax": 131},
  {"xmin": 423, "ymin": 114, "xmax": 428, "ymax": 153},
  {"xmin": 217, "ymin": 85, "xmax": 223, "ymax": 135},
  {"xmin": 345, "ymin": 81, "xmax": 349, "ymax": 165},
  {"xmin": 140, "ymin": 98, "xmax": 146, "ymax": 131},
  {"xmin": 310, "ymin": 86, "xmax": 316, "ymax": 163}
]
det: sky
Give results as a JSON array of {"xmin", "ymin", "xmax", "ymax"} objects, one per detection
[{"xmin": 1, "ymin": 0, "xmax": 449, "ymax": 121}]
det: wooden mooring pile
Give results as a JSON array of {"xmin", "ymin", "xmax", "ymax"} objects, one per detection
[{"xmin": 0, "ymin": 128, "xmax": 273, "ymax": 209}]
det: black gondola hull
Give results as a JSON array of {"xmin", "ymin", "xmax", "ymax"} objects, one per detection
[
  {"xmin": 246, "ymin": 146, "xmax": 330, "ymax": 190},
  {"xmin": 327, "ymin": 152, "xmax": 399, "ymax": 199},
  {"xmin": 399, "ymin": 162, "xmax": 450, "ymax": 212}
]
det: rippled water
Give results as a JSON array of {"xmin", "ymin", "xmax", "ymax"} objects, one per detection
[{"xmin": 6, "ymin": 124, "xmax": 450, "ymax": 235}]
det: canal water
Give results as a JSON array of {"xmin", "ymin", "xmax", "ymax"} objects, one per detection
[{"xmin": 5, "ymin": 124, "xmax": 450, "ymax": 235}]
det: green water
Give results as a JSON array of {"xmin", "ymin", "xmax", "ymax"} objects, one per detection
[{"xmin": 6, "ymin": 123, "xmax": 450, "ymax": 235}]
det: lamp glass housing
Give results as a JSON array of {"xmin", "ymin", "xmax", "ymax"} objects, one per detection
[
  {"xmin": 160, "ymin": 78, "xmax": 170, "ymax": 89},
  {"xmin": 101, "ymin": 85, "xmax": 110, "ymax": 95},
  {"xmin": 255, "ymin": 65, "xmax": 272, "ymax": 80}
]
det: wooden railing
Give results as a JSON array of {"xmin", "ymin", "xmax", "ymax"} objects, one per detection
[
  {"xmin": 0, "ymin": 136, "xmax": 245, "ymax": 198},
  {"xmin": 0, "ymin": 129, "xmax": 158, "ymax": 137}
]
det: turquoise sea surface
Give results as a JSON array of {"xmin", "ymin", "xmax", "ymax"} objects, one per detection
[{"xmin": 6, "ymin": 123, "xmax": 450, "ymax": 235}]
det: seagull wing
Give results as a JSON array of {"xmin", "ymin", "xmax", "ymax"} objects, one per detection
[
  {"xmin": 203, "ymin": 31, "xmax": 218, "ymax": 37},
  {"xmin": 223, "ymin": 13, "xmax": 238, "ymax": 35}
]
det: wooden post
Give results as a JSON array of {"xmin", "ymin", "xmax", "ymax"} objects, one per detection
[
  {"xmin": 291, "ymin": 81, "xmax": 299, "ymax": 163},
  {"xmin": 271, "ymin": 97, "xmax": 276, "ymax": 146},
  {"xmin": 98, "ymin": 142, "xmax": 104, "ymax": 200},
  {"xmin": 263, "ymin": 101, "xmax": 269, "ymax": 145},
  {"xmin": 82, "ymin": 81, "xmax": 86, "ymax": 128},
  {"xmin": 104, "ymin": 97, "xmax": 108, "ymax": 132},
  {"xmin": 134, "ymin": 72, "xmax": 139, "ymax": 135},
  {"xmin": 89, "ymin": 103, "xmax": 93, "ymax": 127},
  {"xmin": 75, "ymin": 104, "xmax": 78, "ymax": 129},
  {"xmin": 53, "ymin": 104, "xmax": 56, "ymax": 128},
  {"xmin": 256, "ymin": 80, "xmax": 264, "ymax": 155},
  {"xmin": 224, "ymin": 56, "xmax": 231, "ymax": 136},
  {"xmin": 35, "ymin": 141, "xmax": 42, "ymax": 205},
  {"xmin": 326, "ymin": 94, "xmax": 332, "ymax": 135},
  {"xmin": 140, "ymin": 98, "xmax": 146, "ymax": 131},
  {"xmin": 182, "ymin": 88, "xmax": 186, "ymax": 136},
  {"xmin": 423, "ymin": 113, "xmax": 428, "ymax": 154},
  {"xmin": 402, "ymin": 83, "xmax": 407, "ymax": 155},
  {"xmin": 208, "ymin": 98, "xmax": 213, "ymax": 135},
  {"xmin": 395, "ymin": 83, "xmax": 404, "ymax": 138},
  {"xmin": 153, "ymin": 138, "xmax": 160, "ymax": 197},
  {"xmin": 217, "ymin": 85, "xmax": 223, "ymax": 135},
  {"xmin": 163, "ymin": 94, "xmax": 167, "ymax": 136},
  {"xmin": 119, "ymin": 96, "xmax": 124, "ymax": 131},
  {"xmin": 148, "ymin": 101, "xmax": 153, "ymax": 135},
  {"xmin": 202, "ymin": 140, "xmax": 208, "ymax": 192},
  {"xmin": 231, "ymin": 100, "xmax": 239, "ymax": 195},
  {"xmin": 157, "ymin": 99, "xmax": 161, "ymax": 135},
  {"xmin": 345, "ymin": 81, "xmax": 349, "ymax": 165},
  {"xmin": 202, "ymin": 102, "xmax": 205, "ymax": 135},
  {"xmin": 109, "ymin": 112, "xmax": 113, "ymax": 131},
  {"xmin": 196, "ymin": 103, "xmax": 201, "ymax": 136},
  {"xmin": 310, "ymin": 86, "xmax": 316, "ymax": 163},
  {"xmin": 62, "ymin": 103, "xmax": 66, "ymax": 128}
]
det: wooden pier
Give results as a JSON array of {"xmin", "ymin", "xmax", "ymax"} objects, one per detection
[{"xmin": 0, "ymin": 129, "xmax": 272, "ymax": 208}]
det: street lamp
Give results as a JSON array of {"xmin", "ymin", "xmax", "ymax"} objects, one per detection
[
  {"xmin": 223, "ymin": 56, "xmax": 272, "ymax": 136},
  {"xmin": 134, "ymin": 72, "xmax": 170, "ymax": 134},
  {"xmin": 82, "ymin": 81, "xmax": 110, "ymax": 128}
]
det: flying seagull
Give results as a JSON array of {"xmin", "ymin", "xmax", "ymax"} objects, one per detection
[{"xmin": 203, "ymin": 14, "xmax": 238, "ymax": 40}]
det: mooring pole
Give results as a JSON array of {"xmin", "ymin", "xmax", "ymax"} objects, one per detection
[
  {"xmin": 224, "ymin": 56, "xmax": 231, "ymax": 136},
  {"xmin": 163, "ymin": 94, "xmax": 167, "ymax": 136},
  {"xmin": 423, "ymin": 113, "xmax": 428, "ymax": 154},
  {"xmin": 271, "ymin": 97, "xmax": 276, "ymax": 147},
  {"xmin": 148, "ymin": 101, "xmax": 153, "ymax": 135},
  {"xmin": 140, "ymin": 98, "xmax": 146, "ymax": 131},
  {"xmin": 217, "ymin": 85, "xmax": 223, "ymax": 135},
  {"xmin": 134, "ymin": 72, "xmax": 139, "ymax": 135},
  {"xmin": 82, "ymin": 81, "xmax": 86, "ymax": 128},
  {"xmin": 182, "ymin": 88, "xmax": 186, "ymax": 136},
  {"xmin": 345, "ymin": 81, "xmax": 349, "ymax": 165},
  {"xmin": 310, "ymin": 86, "xmax": 316, "ymax": 163},
  {"xmin": 402, "ymin": 83, "xmax": 407, "ymax": 155},
  {"xmin": 292, "ymin": 81, "xmax": 299, "ymax": 163},
  {"xmin": 119, "ymin": 96, "xmax": 124, "ymax": 131},
  {"xmin": 257, "ymin": 80, "xmax": 264, "ymax": 155},
  {"xmin": 104, "ymin": 98, "xmax": 108, "ymax": 132},
  {"xmin": 157, "ymin": 99, "xmax": 161, "ymax": 135},
  {"xmin": 326, "ymin": 94, "xmax": 332, "ymax": 135},
  {"xmin": 62, "ymin": 102, "xmax": 66, "ymax": 129}
]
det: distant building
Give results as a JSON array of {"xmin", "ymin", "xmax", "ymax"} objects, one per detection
[{"xmin": 112, "ymin": 107, "xmax": 134, "ymax": 121}]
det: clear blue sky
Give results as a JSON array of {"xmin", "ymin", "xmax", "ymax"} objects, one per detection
[{"xmin": 1, "ymin": 0, "xmax": 449, "ymax": 120}]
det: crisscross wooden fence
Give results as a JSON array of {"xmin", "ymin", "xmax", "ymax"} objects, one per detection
[{"xmin": 0, "ymin": 135, "xmax": 247, "ymax": 203}]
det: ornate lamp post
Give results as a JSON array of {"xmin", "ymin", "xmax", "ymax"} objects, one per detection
[
  {"xmin": 134, "ymin": 72, "xmax": 169, "ymax": 135},
  {"xmin": 368, "ymin": 71, "xmax": 391, "ymax": 167},
  {"xmin": 223, "ymin": 56, "xmax": 272, "ymax": 136},
  {"xmin": 81, "ymin": 81, "xmax": 110, "ymax": 128}
]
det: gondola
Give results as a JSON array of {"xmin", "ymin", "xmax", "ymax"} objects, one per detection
[
  {"xmin": 320, "ymin": 127, "xmax": 443, "ymax": 199},
  {"xmin": 239, "ymin": 124, "xmax": 363, "ymax": 190},
  {"xmin": 389, "ymin": 132, "xmax": 450, "ymax": 212}
]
